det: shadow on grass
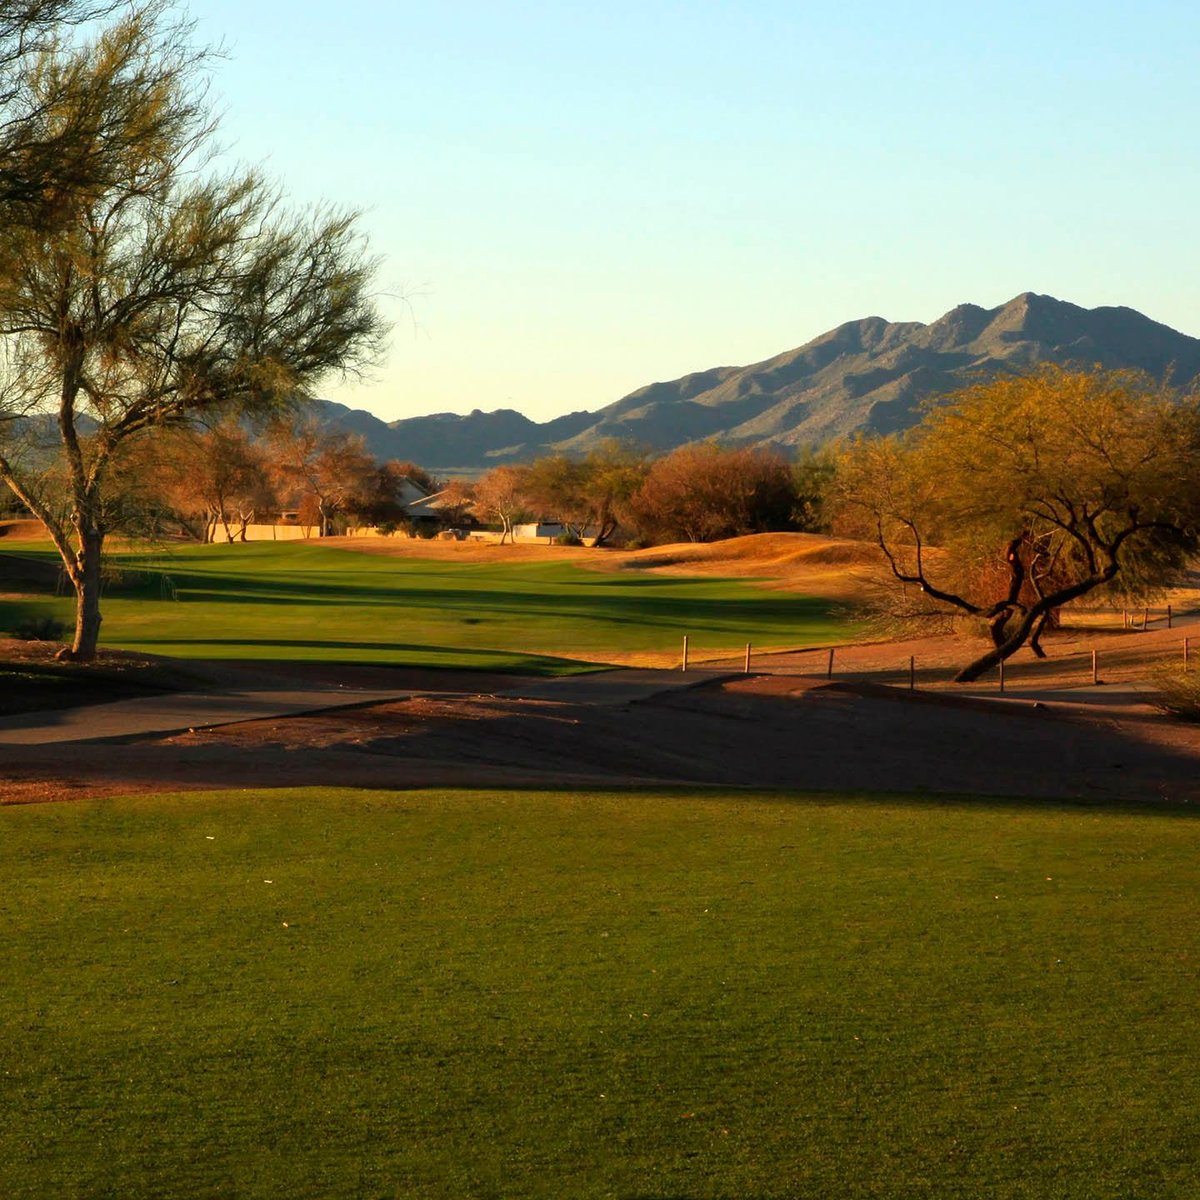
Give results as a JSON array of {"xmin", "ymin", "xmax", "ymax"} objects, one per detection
[
  {"xmin": 160, "ymin": 582, "xmax": 839, "ymax": 637},
  {"xmin": 335, "ymin": 782, "xmax": 1200, "ymax": 822},
  {"xmin": 122, "ymin": 636, "xmax": 593, "ymax": 673},
  {"xmin": 331, "ymin": 683, "xmax": 1200, "ymax": 817}
]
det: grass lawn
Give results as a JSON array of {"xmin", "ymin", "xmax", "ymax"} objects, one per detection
[
  {"xmin": 2, "ymin": 787, "xmax": 1197, "ymax": 1198},
  {"xmin": 1, "ymin": 542, "xmax": 849, "ymax": 672}
]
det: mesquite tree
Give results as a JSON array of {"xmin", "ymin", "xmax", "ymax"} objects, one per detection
[
  {"xmin": 836, "ymin": 367, "xmax": 1200, "ymax": 682},
  {"xmin": 266, "ymin": 417, "xmax": 376, "ymax": 538},
  {"xmin": 473, "ymin": 465, "xmax": 530, "ymax": 544},
  {"xmin": 151, "ymin": 419, "xmax": 277, "ymax": 543},
  {"xmin": 0, "ymin": 12, "xmax": 385, "ymax": 658}
]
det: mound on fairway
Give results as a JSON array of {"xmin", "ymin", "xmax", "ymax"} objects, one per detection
[
  {"xmin": 2, "ymin": 787, "xmax": 1197, "ymax": 1199},
  {"xmin": 0, "ymin": 519, "xmax": 48, "ymax": 542},
  {"xmin": 333, "ymin": 530, "xmax": 886, "ymax": 601}
]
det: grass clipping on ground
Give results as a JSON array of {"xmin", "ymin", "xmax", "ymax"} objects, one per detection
[{"xmin": 2, "ymin": 787, "xmax": 1198, "ymax": 1199}]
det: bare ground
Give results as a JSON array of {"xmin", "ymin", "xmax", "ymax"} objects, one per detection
[
  {"xmin": 3, "ymin": 631, "xmax": 1199, "ymax": 808},
  {"xmin": 4, "ymin": 529, "xmax": 1200, "ymax": 807}
]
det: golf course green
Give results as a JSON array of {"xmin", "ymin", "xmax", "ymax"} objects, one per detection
[
  {"xmin": 2, "ymin": 541, "xmax": 851, "ymax": 671},
  {"xmin": 2, "ymin": 786, "xmax": 1196, "ymax": 1199}
]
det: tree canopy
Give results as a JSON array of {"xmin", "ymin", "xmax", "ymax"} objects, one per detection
[
  {"xmin": 627, "ymin": 442, "xmax": 797, "ymax": 544},
  {"xmin": 835, "ymin": 367, "xmax": 1200, "ymax": 680}
]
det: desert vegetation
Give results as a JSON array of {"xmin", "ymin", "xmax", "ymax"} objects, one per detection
[
  {"xmin": 3, "ymin": 8, "xmax": 1200, "ymax": 1200},
  {"xmin": 834, "ymin": 367, "xmax": 1200, "ymax": 681},
  {"xmin": 0, "ymin": 5, "xmax": 384, "ymax": 661}
]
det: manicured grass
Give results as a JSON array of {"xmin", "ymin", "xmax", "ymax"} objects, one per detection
[
  {"xmin": 2, "ymin": 787, "xmax": 1198, "ymax": 1198},
  {"xmin": 3, "ymin": 542, "xmax": 850, "ymax": 672}
]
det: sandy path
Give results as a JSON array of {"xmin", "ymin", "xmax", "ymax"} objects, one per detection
[{"xmin": 3, "ymin": 666, "xmax": 1198, "ymax": 808}]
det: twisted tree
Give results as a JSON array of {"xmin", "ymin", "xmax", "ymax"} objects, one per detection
[{"xmin": 836, "ymin": 367, "xmax": 1200, "ymax": 681}]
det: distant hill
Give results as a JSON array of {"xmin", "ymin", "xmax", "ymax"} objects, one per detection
[{"xmin": 314, "ymin": 293, "xmax": 1200, "ymax": 473}]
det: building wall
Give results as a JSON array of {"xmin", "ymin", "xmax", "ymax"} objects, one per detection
[{"xmin": 210, "ymin": 523, "xmax": 309, "ymax": 543}]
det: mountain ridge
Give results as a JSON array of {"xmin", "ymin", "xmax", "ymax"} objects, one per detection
[{"xmin": 315, "ymin": 293, "xmax": 1200, "ymax": 472}]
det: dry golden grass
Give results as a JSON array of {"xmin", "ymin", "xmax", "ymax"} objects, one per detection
[
  {"xmin": 319, "ymin": 533, "xmax": 589, "ymax": 563},
  {"xmin": 0, "ymin": 519, "xmax": 45, "ymax": 542},
  {"xmin": 327, "ymin": 531, "xmax": 886, "ymax": 601},
  {"xmin": 605, "ymin": 532, "xmax": 885, "ymax": 599},
  {"xmin": 6, "ymin": 522, "xmax": 885, "ymax": 601}
]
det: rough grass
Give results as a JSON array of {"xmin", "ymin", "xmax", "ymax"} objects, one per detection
[
  {"xmin": 1152, "ymin": 667, "xmax": 1200, "ymax": 719},
  {"xmin": 1, "ymin": 541, "xmax": 852, "ymax": 672},
  {"xmin": 1, "ymin": 787, "xmax": 1198, "ymax": 1199}
]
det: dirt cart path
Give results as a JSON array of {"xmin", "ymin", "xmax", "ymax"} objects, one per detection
[{"xmin": 0, "ymin": 669, "xmax": 733, "ymax": 746}]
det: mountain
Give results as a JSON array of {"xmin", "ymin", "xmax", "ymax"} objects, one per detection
[{"xmin": 316, "ymin": 294, "xmax": 1200, "ymax": 472}]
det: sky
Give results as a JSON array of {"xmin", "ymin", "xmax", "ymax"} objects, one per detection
[{"xmin": 188, "ymin": 1, "xmax": 1200, "ymax": 425}]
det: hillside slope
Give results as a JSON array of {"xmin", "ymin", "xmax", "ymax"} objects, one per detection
[{"xmin": 318, "ymin": 293, "xmax": 1200, "ymax": 470}]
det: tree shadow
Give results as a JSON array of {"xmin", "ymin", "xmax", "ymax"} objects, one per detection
[
  {"xmin": 153, "ymin": 579, "xmax": 837, "ymax": 639},
  {"xmin": 123, "ymin": 636, "xmax": 591, "ymax": 673}
]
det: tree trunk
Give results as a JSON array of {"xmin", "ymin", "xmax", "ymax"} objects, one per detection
[
  {"xmin": 954, "ymin": 632, "xmax": 1023, "ymax": 683},
  {"xmin": 68, "ymin": 524, "xmax": 104, "ymax": 661},
  {"xmin": 1028, "ymin": 611, "xmax": 1051, "ymax": 658},
  {"xmin": 955, "ymin": 568, "xmax": 1118, "ymax": 682},
  {"xmin": 593, "ymin": 517, "xmax": 617, "ymax": 548},
  {"xmin": 986, "ymin": 609, "xmax": 1014, "ymax": 648}
]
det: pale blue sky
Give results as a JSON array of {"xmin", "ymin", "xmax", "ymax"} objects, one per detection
[{"xmin": 190, "ymin": 1, "xmax": 1200, "ymax": 423}]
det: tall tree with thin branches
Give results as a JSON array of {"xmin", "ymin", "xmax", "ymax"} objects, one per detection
[
  {"xmin": 266, "ymin": 417, "xmax": 376, "ymax": 539},
  {"xmin": 0, "ymin": 2, "xmax": 207, "ymax": 222},
  {"xmin": 0, "ymin": 10, "xmax": 386, "ymax": 658}
]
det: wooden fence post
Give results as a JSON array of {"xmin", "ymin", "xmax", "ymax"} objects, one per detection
[
  {"xmin": 744, "ymin": 643, "xmax": 751, "ymax": 674},
  {"xmin": 826, "ymin": 647, "xmax": 834, "ymax": 680},
  {"xmin": 909, "ymin": 655, "xmax": 915, "ymax": 691},
  {"xmin": 682, "ymin": 635, "xmax": 688, "ymax": 673},
  {"xmin": 1167, "ymin": 603, "xmax": 1173, "ymax": 630},
  {"xmin": 1091, "ymin": 649, "xmax": 1098, "ymax": 686}
]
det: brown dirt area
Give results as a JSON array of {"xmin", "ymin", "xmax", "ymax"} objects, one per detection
[
  {"xmin": 4, "ymin": 530, "xmax": 1200, "ymax": 808},
  {"xmin": 4, "ymin": 621, "xmax": 1200, "ymax": 809}
]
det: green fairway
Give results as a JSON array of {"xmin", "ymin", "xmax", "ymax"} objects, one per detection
[
  {"xmin": 2, "ymin": 788, "xmax": 1197, "ymax": 1199},
  {"xmin": 2, "ymin": 542, "xmax": 849, "ymax": 672}
]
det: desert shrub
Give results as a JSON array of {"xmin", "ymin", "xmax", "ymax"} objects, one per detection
[
  {"xmin": 554, "ymin": 532, "xmax": 583, "ymax": 547},
  {"xmin": 628, "ymin": 442, "xmax": 798, "ymax": 543},
  {"xmin": 1152, "ymin": 668, "xmax": 1200, "ymax": 720},
  {"xmin": 11, "ymin": 614, "xmax": 67, "ymax": 642},
  {"xmin": 100, "ymin": 566, "xmax": 158, "ymax": 595}
]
